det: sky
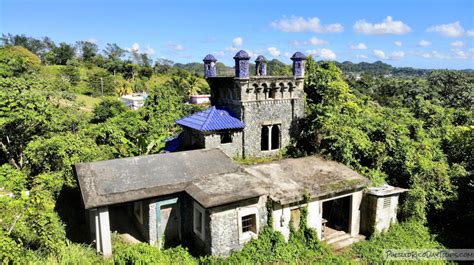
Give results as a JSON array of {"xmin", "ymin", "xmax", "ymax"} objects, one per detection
[{"xmin": 1, "ymin": 0, "xmax": 473, "ymax": 69}]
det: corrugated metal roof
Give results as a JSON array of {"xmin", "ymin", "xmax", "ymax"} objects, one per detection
[{"xmin": 176, "ymin": 106, "xmax": 245, "ymax": 132}]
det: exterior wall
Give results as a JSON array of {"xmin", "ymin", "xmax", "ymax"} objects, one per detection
[
  {"xmin": 129, "ymin": 199, "xmax": 153, "ymax": 243},
  {"xmin": 203, "ymin": 131, "xmax": 243, "ymax": 158},
  {"xmin": 272, "ymin": 191, "xmax": 363, "ymax": 241},
  {"xmin": 207, "ymin": 196, "xmax": 267, "ymax": 256},
  {"xmin": 272, "ymin": 200, "xmax": 321, "ymax": 241},
  {"xmin": 360, "ymin": 194, "xmax": 400, "ymax": 235},
  {"xmin": 207, "ymin": 76, "xmax": 305, "ymax": 158},
  {"xmin": 146, "ymin": 195, "xmax": 181, "ymax": 247}
]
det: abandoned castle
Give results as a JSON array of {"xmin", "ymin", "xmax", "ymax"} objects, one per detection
[{"xmin": 74, "ymin": 50, "xmax": 407, "ymax": 257}]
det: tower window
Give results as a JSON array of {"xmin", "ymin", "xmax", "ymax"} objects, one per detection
[
  {"xmin": 271, "ymin": 125, "xmax": 280, "ymax": 150},
  {"xmin": 261, "ymin": 124, "xmax": 281, "ymax": 151},
  {"xmin": 261, "ymin": 126, "xmax": 269, "ymax": 151},
  {"xmin": 220, "ymin": 132, "xmax": 232, "ymax": 144}
]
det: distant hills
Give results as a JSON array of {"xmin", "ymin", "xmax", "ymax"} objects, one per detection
[{"xmin": 174, "ymin": 59, "xmax": 473, "ymax": 77}]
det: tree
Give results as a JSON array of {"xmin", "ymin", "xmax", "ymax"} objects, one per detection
[
  {"xmin": 0, "ymin": 46, "xmax": 41, "ymax": 77},
  {"xmin": 75, "ymin": 41, "xmax": 98, "ymax": 62},
  {"xmin": 428, "ymin": 70, "xmax": 474, "ymax": 109},
  {"xmin": 87, "ymin": 70, "xmax": 116, "ymax": 96},
  {"xmin": 60, "ymin": 60, "xmax": 80, "ymax": 86},
  {"xmin": 92, "ymin": 97, "xmax": 128, "ymax": 123},
  {"xmin": 103, "ymin": 43, "xmax": 125, "ymax": 59},
  {"xmin": 52, "ymin": 42, "xmax": 75, "ymax": 65}
]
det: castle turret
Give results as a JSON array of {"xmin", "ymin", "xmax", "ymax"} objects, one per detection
[
  {"xmin": 203, "ymin": 54, "xmax": 217, "ymax": 78},
  {"xmin": 290, "ymin": 52, "xmax": 307, "ymax": 77},
  {"xmin": 255, "ymin": 55, "xmax": 267, "ymax": 76},
  {"xmin": 233, "ymin": 50, "xmax": 250, "ymax": 78}
]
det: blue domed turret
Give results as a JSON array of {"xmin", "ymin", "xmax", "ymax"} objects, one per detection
[
  {"xmin": 290, "ymin": 52, "xmax": 307, "ymax": 77},
  {"xmin": 255, "ymin": 55, "xmax": 267, "ymax": 76},
  {"xmin": 234, "ymin": 50, "xmax": 250, "ymax": 78},
  {"xmin": 203, "ymin": 54, "xmax": 217, "ymax": 78}
]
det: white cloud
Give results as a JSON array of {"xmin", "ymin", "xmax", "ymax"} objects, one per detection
[
  {"xmin": 284, "ymin": 52, "xmax": 292, "ymax": 58},
  {"xmin": 127, "ymin": 43, "xmax": 155, "ymax": 55},
  {"xmin": 355, "ymin": 54, "xmax": 368, "ymax": 59},
  {"xmin": 353, "ymin": 16, "xmax": 411, "ymax": 35},
  {"xmin": 167, "ymin": 42, "xmax": 184, "ymax": 51},
  {"xmin": 320, "ymin": 48, "xmax": 337, "ymax": 60},
  {"xmin": 427, "ymin": 21, "xmax": 464, "ymax": 37},
  {"xmin": 305, "ymin": 48, "xmax": 336, "ymax": 60},
  {"xmin": 86, "ymin": 38, "xmax": 98, "ymax": 44},
  {"xmin": 416, "ymin": 50, "xmax": 449, "ymax": 59},
  {"xmin": 308, "ymin": 37, "xmax": 329, "ymax": 45},
  {"xmin": 467, "ymin": 30, "xmax": 474, "ymax": 37},
  {"xmin": 233, "ymin": 37, "xmax": 243, "ymax": 46},
  {"xmin": 394, "ymin": 41, "xmax": 402, "ymax": 47},
  {"xmin": 450, "ymin": 41, "xmax": 464, "ymax": 47},
  {"xmin": 373, "ymin": 49, "xmax": 386, "ymax": 59},
  {"xmin": 390, "ymin": 51, "xmax": 405, "ymax": 60},
  {"xmin": 350, "ymin": 43, "xmax": 368, "ymax": 50},
  {"xmin": 452, "ymin": 49, "xmax": 468, "ymax": 59},
  {"xmin": 225, "ymin": 46, "xmax": 238, "ymax": 53},
  {"xmin": 271, "ymin": 16, "xmax": 343, "ymax": 33},
  {"xmin": 418, "ymin": 40, "xmax": 431, "ymax": 47},
  {"xmin": 268, "ymin": 47, "xmax": 281, "ymax": 57}
]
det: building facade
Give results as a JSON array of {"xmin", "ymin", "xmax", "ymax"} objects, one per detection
[{"xmin": 176, "ymin": 51, "xmax": 306, "ymax": 158}]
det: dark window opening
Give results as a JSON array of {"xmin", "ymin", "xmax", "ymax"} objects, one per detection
[
  {"xmin": 271, "ymin": 125, "xmax": 280, "ymax": 150},
  {"xmin": 220, "ymin": 132, "xmax": 232, "ymax": 144},
  {"xmin": 241, "ymin": 214, "xmax": 257, "ymax": 233},
  {"xmin": 269, "ymin": 89, "xmax": 276, "ymax": 99},
  {"xmin": 322, "ymin": 196, "xmax": 351, "ymax": 232},
  {"xmin": 261, "ymin": 126, "xmax": 269, "ymax": 151}
]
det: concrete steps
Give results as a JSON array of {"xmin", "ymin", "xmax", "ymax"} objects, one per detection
[{"xmin": 323, "ymin": 229, "xmax": 365, "ymax": 251}]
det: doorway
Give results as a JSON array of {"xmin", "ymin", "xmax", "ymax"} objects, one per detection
[
  {"xmin": 322, "ymin": 196, "xmax": 351, "ymax": 233},
  {"xmin": 160, "ymin": 203, "xmax": 181, "ymax": 248}
]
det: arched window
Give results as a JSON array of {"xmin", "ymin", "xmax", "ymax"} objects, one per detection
[
  {"xmin": 261, "ymin": 126, "xmax": 269, "ymax": 151},
  {"xmin": 271, "ymin": 125, "xmax": 280, "ymax": 150}
]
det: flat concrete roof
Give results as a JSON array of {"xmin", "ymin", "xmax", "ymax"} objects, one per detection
[
  {"xmin": 186, "ymin": 156, "xmax": 370, "ymax": 207},
  {"xmin": 75, "ymin": 149, "xmax": 240, "ymax": 209},
  {"xmin": 76, "ymin": 149, "xmax": 370, "ymax": 209}
]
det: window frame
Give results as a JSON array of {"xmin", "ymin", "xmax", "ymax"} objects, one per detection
[
  {"xmin": 237, "ymin": 207, "xmax": 259, "ymax": 244},
  {"xmin": 193, "ymin": 202, "xmax": 206, "ymax": 241}
]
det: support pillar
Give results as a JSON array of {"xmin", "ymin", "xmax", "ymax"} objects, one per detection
[
  {"xmin": 349, "ymin": 191, "xmax": 363, "ymax": 237},
  {"xmin": 90, "ymin": 207, "xmax": 112, "ymax": 257}
]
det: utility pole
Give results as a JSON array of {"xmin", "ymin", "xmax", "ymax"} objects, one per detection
[{"xmin": 100, "ymin": 77, "xmax": 104, "ymax": 96}]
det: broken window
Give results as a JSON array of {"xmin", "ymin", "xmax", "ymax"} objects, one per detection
[
  {"xmin": 241, "ymin": 214, "xmax": 257, "ymax": 234},
  {"xmin": 220, "ymin": 132, "xmax": 232, "ymax": 144}
]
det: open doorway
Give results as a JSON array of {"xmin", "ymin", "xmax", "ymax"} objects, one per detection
[{"xmin": 322, "ymin": 196, "xmax": 351, "ymax": 237}]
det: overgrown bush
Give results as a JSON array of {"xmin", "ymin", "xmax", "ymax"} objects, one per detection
[{"xmin": 352, "ymin": 220, "xmax": 444, "ymax": 263}]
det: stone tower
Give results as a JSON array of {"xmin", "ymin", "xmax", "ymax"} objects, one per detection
[{"xmin": 203, "ymin": 51, "xmax": 307, "ymax": 157}]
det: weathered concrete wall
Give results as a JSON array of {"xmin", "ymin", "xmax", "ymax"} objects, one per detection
[
  {"xmin": 272, "ymin": 191, "xmax": 363, "ymax": 241},
  {"xmin": 360, "ymin": 194, "xmax": 400, "ymax": 235},
  {"xmin": 203, "ymin": 131, "xmax": 243, "ymax": 158},
  {"xmin": 207, "ymin": 196, "xmax": 267, "ymax": 256},
  {"xmin": 207, "ymin": 76, "xmax": 305, "ymax": 158}
]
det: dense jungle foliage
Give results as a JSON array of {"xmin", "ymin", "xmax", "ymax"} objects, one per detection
[{"xmin": 1, "ymin": 34, "xmax": 473, "ymax": 263}]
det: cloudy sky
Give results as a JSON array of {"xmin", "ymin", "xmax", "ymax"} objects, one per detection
[{"xmin": 1, "ymin": 0, "xmax": 473, "ymax": 69}]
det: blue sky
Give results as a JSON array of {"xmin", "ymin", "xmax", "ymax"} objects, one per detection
[{"xmin": 1, "ymin": 0, "xmax": 473, "ymax": 69}]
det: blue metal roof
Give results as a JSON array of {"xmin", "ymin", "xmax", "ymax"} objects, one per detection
[
  {"xmin": 233, "ymin": 50, "xmax": 250, "ymax": 59},
  {"xmin": 255, "ymin": 55, "xmax": 267, "ymax": 62},
  {"xmin": 203, "ymin": 54, "xmax": 217, "ymax": 62},
  {"xmin": 291, "ymin": 51, "xmax": 307, "ymax": 60},
  {"xmin": 176, "ymin": 106, "xmax": 245, "ymax": 132}
]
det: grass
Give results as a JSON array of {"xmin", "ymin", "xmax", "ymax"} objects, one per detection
[{"xmin": 75, "ymin": 94, "xmax": 102, "ymax": 111}]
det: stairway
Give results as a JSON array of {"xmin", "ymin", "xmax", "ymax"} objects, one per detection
[{"xmin": 322, "ymin": 227, "xmax": 365, "ymax": 251}]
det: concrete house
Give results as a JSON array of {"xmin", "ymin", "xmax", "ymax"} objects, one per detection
[{"xmin": 75, "ymin": 51, "xmax": 407, "ymax": 257}]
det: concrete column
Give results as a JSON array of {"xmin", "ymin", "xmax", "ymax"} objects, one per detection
[
  {"xmin": 349, "ymin": 191, "xmax": 363, "ymax": 237},
  {"xmin": 268, "ymin": 125, "xmax": 272, "ymax": 150},
  {"xmin": 91, "ymin": 207, "xmax": 112, "ymax": 257}
]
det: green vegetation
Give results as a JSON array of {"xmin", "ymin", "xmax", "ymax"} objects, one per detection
[{"xmin": 1, "ymin": 33, "xmax": 473, "ymax": 263}]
